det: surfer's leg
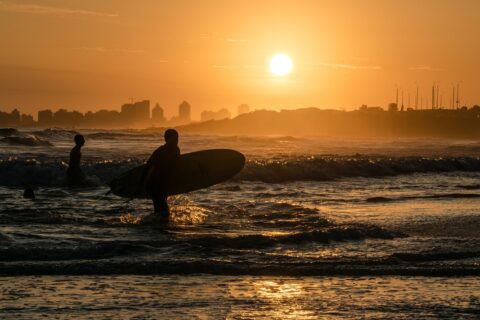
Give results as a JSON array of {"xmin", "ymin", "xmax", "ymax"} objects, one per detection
[
  {"xmin": 158, "ymin": 196, "xmax": 170, "ymax": 218},
  {"xmin": 152, "ymin": 195, "xmax": 169, "ymax": 218}
]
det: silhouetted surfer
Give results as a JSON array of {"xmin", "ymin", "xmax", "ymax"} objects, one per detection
[
  {"xmin": 66, "ymin": 134, "xmax": 86, "ymax": 186},
  {"xmin": 138, "ymin": 129, "xmax": 180, "ymax": 220}
]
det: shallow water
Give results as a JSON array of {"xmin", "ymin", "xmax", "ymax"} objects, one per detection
[
  {"xmin": 1, "ymin": 276, "xmax": 479, "ymax": 319},
  {"xmin": 1, "ymin": 129, "xmax": 480, "ymax": 317}
]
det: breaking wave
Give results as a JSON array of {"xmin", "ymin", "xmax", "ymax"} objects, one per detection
[
  {"xmin": 85, "ymin": 132, "xmax": 162, "ymax": 140},
  {"xmin": 0, "ymin": 135, "xmax": 52, "ymax": 147},
  {"xmin": 1, "ymin": 156, "xmax": 480, "ymax": 187},
  {"xmin": 366, "ymin": 193, "xmax": 480, "ymax": 203},
  {"xmin": 238, "ymin": 156, "xmax": 480, "ymax": 182},
  {"xmin": 32, "ymin": 128, "xmax": 79, "ymax": 139},
  {"xmin": 1, "ymin": 259, "xmax": 479, "ymax": 276},
  {"xmin": 0, "ymin": 158, "xmax": 141, "ymax": 187},
  {"xmin": 0, "ymin": 128, "xmax": 19, "ymax": 137}
]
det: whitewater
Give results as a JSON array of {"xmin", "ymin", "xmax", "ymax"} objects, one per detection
[{"xmin": 1, "ymin": 128, "xmax": 480, "ymax": 319}]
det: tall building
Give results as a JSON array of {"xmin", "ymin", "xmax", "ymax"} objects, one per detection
[
  {"xmin": 237, "ymin": 104, "xmax": 250, "ymax": 116},
  {"xmin": 178, "ymin": 101, "xmax": 191, "ymax": 123},
  {"xmin": 10, "ymin": 109, "xmax": 20, "ymax": 123},
  {"xmin": 53, "ymin": 109, "xmax": 84, "ymax": 126},
  {"xmin": 120, "ymin": 100, "xmax": 150, "ymax": 126},
  {"xmin": 201, "ymin": 108, "xmax": 231, "ymax": 121},
  {"xmin": 0, "ymin": 109, "xmax": 21, "ymax": 126},
  {"xmin": 21, "ymin": 114, "xmax": 35, "ymax": 126},
  {"xmin": 152, "ymin": 103, "xmax": 166, "ymax": 126},
  {"xmin": 38, "ymin": 110, "xmax": 53, "ymax": 126}
]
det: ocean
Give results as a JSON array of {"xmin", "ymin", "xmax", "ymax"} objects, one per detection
[{"xmin": 1, "ymin": 128, "xmax": 480, "ymax": 319}]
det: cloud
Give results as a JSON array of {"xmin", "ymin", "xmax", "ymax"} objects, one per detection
[
  {"xmin": 82, "ymin": 47, "xmax": 108, "ymax": 52},
  {"xmin": 0, "ymin": 1, "xmax": 118, "ymax": 17},
  {"xmin": 197, "ymin": 36, "xmax": 248, "ymax": 43},
  {"xmin": 226, "ymin": 38, "xmax": 248, "ymax": 43},
  {"xmin": 408, "ymin": 65, "xmax": 442, "ymax": 71},
  {"xmin": 82, "ymin": 47, "xmax": 145, "ymax": 54},
  {"xmin": 320, "ymin": 63, "xmax": 382, "ymax": 70}
]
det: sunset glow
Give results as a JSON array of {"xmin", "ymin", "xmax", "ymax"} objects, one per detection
[
  {"xmin": 270, "ymin": 54, "xmax": 293, "ymax": 76},
  {"xmin": 1, "ymin": 1, "xmax": 480, "ymax": 318}
]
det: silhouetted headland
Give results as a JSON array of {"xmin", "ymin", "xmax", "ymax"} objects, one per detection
[{"xmin": 179, "ymin": 106, "xmax": 480, "ymax": 138}]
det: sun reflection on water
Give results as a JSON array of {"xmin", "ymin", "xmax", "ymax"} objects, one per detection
[{"xmin": 228, "ymin": 279, "xmax": 318, "ymax": 319}]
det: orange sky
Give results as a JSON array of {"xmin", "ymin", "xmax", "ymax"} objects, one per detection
[{"xmin": 0, "ymin": 0, "xmax": 479, "ymax": 119}]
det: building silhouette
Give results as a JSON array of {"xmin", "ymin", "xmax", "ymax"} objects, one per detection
[
  {"xmin": 170, "ymin": 101, "xmax": 191, "ymax": 125},
  {"xmin": 178, "ymin": 101, "xmax": 191, "ymax": 123},
  {"xmin": 201, "ymin": 108, "xmax": 231, "ymax": 121},
  {"xmin": 21, "ymin": 114, "xmax": 34, "ymax": 126},
  {"xmin": 237, "ymin": 104, "xmax": 250, "ymax": 116},
  {"xmin": 53, "ymin": 109, "xmax": 84, "ymax": 127},
  {"xmin": 0, "ymin": 109, "xmax": 21, "ymax": 126},
  {"xmin": 38, "ymin": 110, "xmax": 53, "ymax": 126},
  {"xmin": 388, "ymin": 103, "xmax": 398, "ymax": 112},
  {"xmin": 11, "ymin": 109, "xmax": 20, "ymax": 123},
  {"xmin": 359, "ymin": 104, "xmax": 383, "ymax": 112},
  {"xmin": 120, "ymin": 100, "xmax": 150, "ymax": 126},
  {"xmin": 84, "ymin": 109, "xmax": 121, "ymax": 127},
  {"xmin": 152, "ymin": 103, "xmax": 166, "ymax": 126}
]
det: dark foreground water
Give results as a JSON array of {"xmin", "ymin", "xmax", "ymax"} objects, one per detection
[{"xmin": 1, "ymin": 128, "xmax": 480, "ymax": 318}]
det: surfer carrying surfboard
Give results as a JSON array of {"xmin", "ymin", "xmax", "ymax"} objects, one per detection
[{"xmin": 137, "ymin": 129, "xmax": 180, "ymax": 219}]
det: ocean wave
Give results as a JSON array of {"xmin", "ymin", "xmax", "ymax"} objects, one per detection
[
  {"xmin": 0, "ymin": 232, "xmax": 11, "ymax": 243},
  {"xmin": 0, "ymin": 224, "xmax": 401, "ymax": 262},
  {"xmin": 1, "ymin": 156, "xmax": 480, "ymax": 187},
  {"xmin": 217, "ymin": 135, "xmax": 300, "ymax": 143},
  {"xmin": 190, "ymin": 225, "xmax": 402, "ymax": 249},
  {"xmin": 366, "ymin": 193, "xmax": 480, "ymax": 203},
  {"xmin": 457, "ymin": 184, "xmax": 480, "ymax": 190},
  {"xmin": 0, "ymin": 135, "xmax": 53, "ymax": 147},
  {"xmin": 85, "ymin": 131, "xmax": 162, "ymax": 140},
  {"xmin": 0, "ymin": 128, "xmax": 19, "ymax": 137},
  {"xmin": 390, "ymin": 251, "xmax": 480, "ymax": 262},
  {"xmin": 1, "ymin": 260, "xmax": 479, "ymax": 276},
  {"xmin": 0, "ymin": 241, "xmax": 162, "ymax": 262},
  {"xmin": 32, "ymin": 128, "xmax": 79, "ymax": 139},
  {"xmin": 238, "ymin": 156, "xmax": 480, "ymax": 182},
  {"xmin": 0, "ymin": 159, "xmax": 141, "ymax": 187}
]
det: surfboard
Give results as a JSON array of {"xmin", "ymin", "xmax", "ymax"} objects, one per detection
[{"xmin": 110, "ymin": 149, "xmax": 245, "ymax": 199}]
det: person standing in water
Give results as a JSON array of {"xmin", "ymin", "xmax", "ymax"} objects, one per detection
[
  {"xmin": 138, "ymin": 129, "xmax": 180, "ymax": 220},
  {"xmin": 66, "ymin": 134, "xmax": 86, "ymax": 186}
]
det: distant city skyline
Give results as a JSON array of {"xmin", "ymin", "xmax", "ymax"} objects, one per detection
[
  {"xmin": 0, "ymin": 99, "xmax": 258, "ymax": 127},
  {"xmin": 1, "ymin": 97, "xmax": 478, "ymax": 130}
]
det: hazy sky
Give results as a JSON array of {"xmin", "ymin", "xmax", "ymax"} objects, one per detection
[{"xmin": 0, "ymin": 0, "xmax": 479, "ymax": 119}]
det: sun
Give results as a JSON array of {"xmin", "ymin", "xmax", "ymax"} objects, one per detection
[{"xmin": 269, "ymin": 53, "xmax": 293, "ymax": 76}]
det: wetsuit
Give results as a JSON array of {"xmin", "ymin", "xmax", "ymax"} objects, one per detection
[
  {"xmin": 66, "ymin": 145, "xmax": 85, "ymax": 186},
  {"xmin": 143, "ymin": 143, "xmax": 180, "ymax": 217}
]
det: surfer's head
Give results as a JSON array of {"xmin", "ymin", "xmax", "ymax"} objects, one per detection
[
  {"xmin": 74, "ymin": 134, "xmax": 85, "ymax": 147},
  {"xmin": 164, "ymin": 129, "xmax": 178, "ymax": 145}
]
